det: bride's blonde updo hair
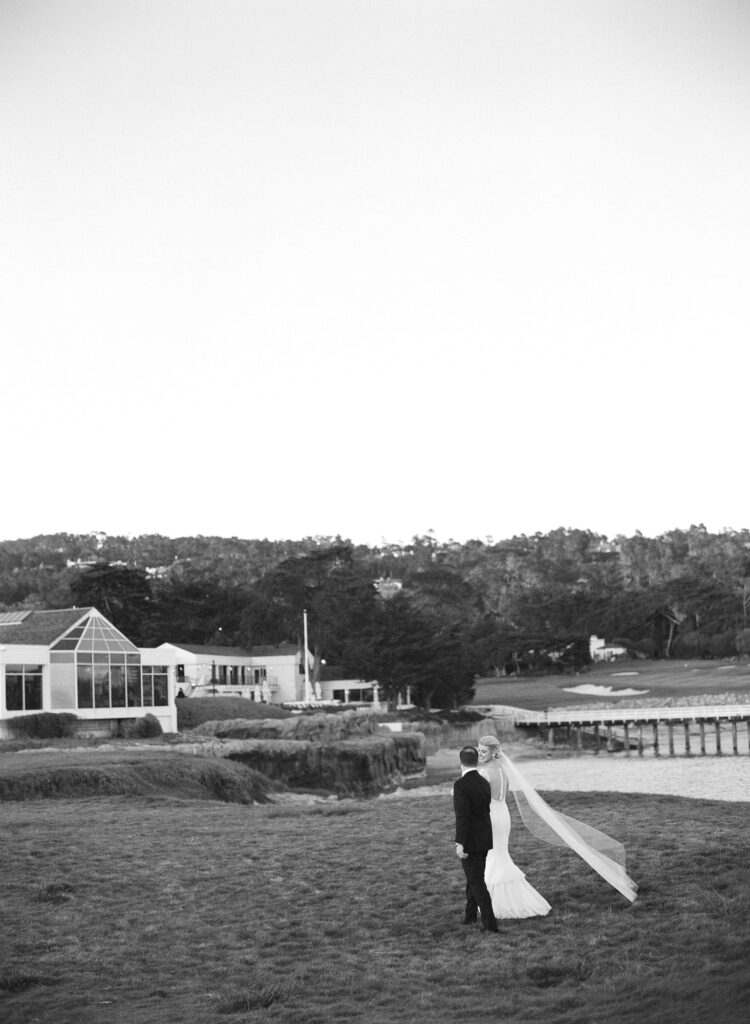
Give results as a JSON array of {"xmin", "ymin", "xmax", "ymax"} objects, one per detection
[{"xmin": 478, "ymin": 734, "xmax": 502, "ymax": 758}]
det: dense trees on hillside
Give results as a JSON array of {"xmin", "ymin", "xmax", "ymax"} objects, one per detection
[{"xmin": 2, "ymin": 526, "xmax": 750, "ymax": 707}]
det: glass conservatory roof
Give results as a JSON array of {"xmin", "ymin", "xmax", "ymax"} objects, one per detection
[
  {"xmin": 50, "ymin": 613, "xmax": 139, "ymax": 654},
  {"xmin": 0, "ymin": 610, "xmax": 32, "ymax": 625}
]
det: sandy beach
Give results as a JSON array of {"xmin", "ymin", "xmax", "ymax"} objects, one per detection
[{"xmin": 388, "ymin": 747, "xmax": 750, "ymax": 802}]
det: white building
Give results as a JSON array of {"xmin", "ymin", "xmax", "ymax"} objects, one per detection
[
  {"xmin": 0, "ymin": 605, "xmax": 416, "ymax": 734},
  {"xmin": 318, "ymin": 677, "xmax": 381, "ymax": 706},
  {"xmin": 0, "ymin": 607, "xmax": 176, "ymax": 738},
  {"xmin": 589, "ymin": 634, "xmax": 629, "ymax": 662},
  {"xmin": 316, "ymin": 670, "xmax": 413, "ymax": 709},
  {"xmin": 145, "ymin": 641, "xmax": 313, "ymax": 705}
]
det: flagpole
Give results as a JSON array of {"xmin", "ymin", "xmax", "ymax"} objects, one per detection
[{"xmin": 303, "ymin": 608, "xmax": 311, "ymax": 702}]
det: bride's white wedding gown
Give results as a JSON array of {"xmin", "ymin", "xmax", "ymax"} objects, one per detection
[
  {"xmin": 478, "ymin": 753, "xmax": 638, "ymax": 908},
  {"xmin": 483, "ymin": 783, "xmax": 552, "ymax": 920}
]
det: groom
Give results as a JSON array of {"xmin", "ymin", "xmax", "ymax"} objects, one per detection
[{"xmin": 453, "ymin": 745, "xmax": 499, "ymax": 933}]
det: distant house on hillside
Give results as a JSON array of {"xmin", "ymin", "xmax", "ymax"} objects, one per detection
[
  {"xmin": 0, "ymin": 607, "xmax": 176, "ymax": 738},
  {"xmin": 589, "ymin": 634, "xmax": 628, "ymax": 662},
  {"xmin": 145, "ymin": 642, "xmax": 313, "ymax": 705},
  {"xmin": 374, "ymin": 577, "xmax": 403, "ymax": 600}
]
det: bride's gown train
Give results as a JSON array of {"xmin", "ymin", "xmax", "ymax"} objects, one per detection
[
  {"xmin": 477, "ymin": 751, "xmax": 637, "ymax": 909},
  {"xmin": 485, "ymin": 798, "xmax": 551, "ymax": 919}
]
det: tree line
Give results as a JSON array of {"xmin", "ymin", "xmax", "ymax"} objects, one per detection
[{"xmin": 2, "ymin": 526, "xmax": 750, "ymax": 709}]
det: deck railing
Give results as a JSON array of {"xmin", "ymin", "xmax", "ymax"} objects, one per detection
[
  {"xmin": 487, "ymin": 704, "xmax": 750, "ymax": 756},
  {"xmin": 524, "ymin": 704, "xmax": 750, "ymax": 726}
]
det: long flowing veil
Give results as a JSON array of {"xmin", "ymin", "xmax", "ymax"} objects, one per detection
[{"xmin": 498, "ymin": 752, "xmax": 638, "ymax": 903}]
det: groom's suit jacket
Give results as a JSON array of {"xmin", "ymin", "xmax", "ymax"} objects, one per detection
[{"xmin": 453, "ymin": 769, "xmax": 493, "ymax": 854}]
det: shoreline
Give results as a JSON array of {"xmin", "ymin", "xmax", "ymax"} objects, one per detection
[{"xmin": 392, "ymin": 746, "xmax": 750, "ymax": 802}]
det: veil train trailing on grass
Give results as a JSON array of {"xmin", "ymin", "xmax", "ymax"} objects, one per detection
[{"xmin": 497, "ymin": 751, "xmax": 638, "ymax": 904}]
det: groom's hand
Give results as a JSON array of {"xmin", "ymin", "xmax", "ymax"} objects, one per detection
[{"xmin": 455, "ymin": 843, "xmax": 468, "ymax": 860}]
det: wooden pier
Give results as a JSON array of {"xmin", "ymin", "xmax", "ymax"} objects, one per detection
[{"xmin": 512, "ymin": 704, "xmax": 750, "ymax": 757}]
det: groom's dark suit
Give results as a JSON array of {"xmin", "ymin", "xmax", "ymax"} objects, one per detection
[{"xmin": 453, "ymin": 768, "xmax": 498, "ymax": 932}]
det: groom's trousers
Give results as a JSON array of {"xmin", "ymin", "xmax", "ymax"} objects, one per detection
[{"xmin": 461, "ymin": 851, "xmax": 498, "ymax": 931}]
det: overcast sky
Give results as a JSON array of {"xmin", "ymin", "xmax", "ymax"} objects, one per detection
[{"xmin": 2, "ymin": 0, "xmax": 749, "ymax": 546}]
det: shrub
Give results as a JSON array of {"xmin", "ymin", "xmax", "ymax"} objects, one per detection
[
  {"xmin": 137, "ymin": 713, "xmax": 163, "ymax": 738},
  {"xmin": 672, "ymin": 631, "xmax": 712, "ymax": 659},
  {"xmin": 632, "ymin": 637, "xmax": 656, "ymax": 658},
  {"xmin": 706, "ymin": 630, "xmax": 738, "ymax": 658},
  {"xmin": 735, "ymin": 628, "xmax": 750, "ymax": 656},
  {"xmin": 177, "ymin": 697, "xmax": 290, "ymax": 731},
  {"xmin": 9, "ymin": 713, "xmax": 78, "ymax": 739},
  {"xmin": 117, "ymin": 713, "xmax": 163, "ymax": 739}
]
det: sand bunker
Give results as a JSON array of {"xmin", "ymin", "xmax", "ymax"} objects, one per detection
[{"xmin": 563, "ymin": 684, "xmax": 649, "ymax": 697}]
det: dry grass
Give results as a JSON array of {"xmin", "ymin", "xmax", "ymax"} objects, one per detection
[
  {"xmin": 1, "ymin": 789, "xmax": 748, "ymax": 1024},
  {"xmin": 0, "ymin": 749, "xmax": 281, "ymax": 803}
]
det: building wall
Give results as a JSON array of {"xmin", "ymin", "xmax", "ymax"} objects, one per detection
[
  {"xmin": 260, "ymin": 654, "xmax": 304, "ymax": 703},
  {"xmin": 319, "ymin": 678, "xmax": 380, "ymax": 705},
  {"xmin": 1, "ymin": 646, "xmax": 177, "ymax": 737},
  {"xmin": 0, "ymin": 645, "xmax": 49, "ymax": 728},
  {"xmin": 146, "ymin": 645, "xmax": 309, "ymax": 705}
]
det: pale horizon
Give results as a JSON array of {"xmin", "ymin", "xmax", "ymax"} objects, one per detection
[
  {"xmin": 2, "ymin": 1, "xmax": 749, "ymax": 550},
  {"xmin": 2, "ymin": 518, "xmax": 748, "ymax": 550}
]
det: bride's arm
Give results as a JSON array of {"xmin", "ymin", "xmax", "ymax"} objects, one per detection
[{"xmin": 498, "ymin": 765, "xmax": 507, "ymax": 801}]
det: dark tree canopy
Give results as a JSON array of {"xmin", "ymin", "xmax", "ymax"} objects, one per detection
[
  {"xmin": 3, "ymin": 525, "xmax": 750, "ymax": 707},
  {"xmin": 69, "ymin": 562, "xmax": 153, "ymax": 646}
]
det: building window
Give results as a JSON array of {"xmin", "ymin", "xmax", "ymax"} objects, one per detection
[
  {"xmin": 127, "ymin": 664, "xmax": 141, "ymax": 706},
  {"xmin": 94, "ymin": 659, "xmax": 110, "ymax": 708},
  {"xmin": 332, "ymin": 688, "xmax": 372, "ymax": 703},
  {"xmin": 77, "ymin": 653, "xmax": 143, "ymax": 710},
  {"xmin": 142, "ymin": 666, "xmax": 169, "ymax": 707},
  {"xmin": 77, "ymin": 662, "xmax": 93, "ymax": 708},
  {"xmin": 5, "ymin": 664, "xmax": 44, "ymax": 711},
  {"xmin": 110, "ymin": 665, "xmax": 126, "ymax": 708}
]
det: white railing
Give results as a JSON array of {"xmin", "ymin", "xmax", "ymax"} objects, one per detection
[
  {"xmin": 519, "ymin": 704, "xmax": 750, "ymax": 726},
  {"xmin": 475, "ymin": 704, "xmax": 545, "ymax": 726}
]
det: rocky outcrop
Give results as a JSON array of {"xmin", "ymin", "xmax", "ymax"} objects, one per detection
[
  {"xmin": 224, "ymin": 732, "xmax": 425, "ymax": 797},
  {"xmin": 184, "ymin": 710, "xmax": 526, "ymax": 795}
]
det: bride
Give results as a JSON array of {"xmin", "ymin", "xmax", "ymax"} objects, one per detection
[
  {"xmin": 477, "ymin": 735, "xmax": 552, "ymax": 919},
  {"xmin": 477, "ymin": 734, "xmax": 638, "ymax": 917}
]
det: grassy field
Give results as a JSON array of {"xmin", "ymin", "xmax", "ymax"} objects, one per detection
[
  {"xmin": 0, "ymin": 748, "xmax": 282, "ymax": 803},
  {"xmin": 2, "ymin": 663, "xmax": 749, "ymax": 1022},
  {"xmin": 473, "ymin": 658, "xmax": 750, "ymax": 711},
  {"xmin": 1, "ymin": 789, "xmax": 749, "ymax": 1024}
]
